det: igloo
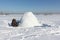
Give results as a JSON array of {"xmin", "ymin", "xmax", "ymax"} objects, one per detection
[{"xmin": 20, "ymin": 12, "xmax": 41, "ymax": 27}]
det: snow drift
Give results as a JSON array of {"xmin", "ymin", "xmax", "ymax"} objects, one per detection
[{"xmin": 20, "ymin": 12, "xmax": 41, "ymax": 27}]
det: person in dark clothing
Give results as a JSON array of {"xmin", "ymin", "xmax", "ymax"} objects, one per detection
[{"xmin": 11, "ymin": 19, "xmax": 18, "ymax": 27}]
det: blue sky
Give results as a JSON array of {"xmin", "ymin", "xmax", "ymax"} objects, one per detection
[{"xmin": 0, "ymin": 0, "xmax": 60, "ymax": 13}]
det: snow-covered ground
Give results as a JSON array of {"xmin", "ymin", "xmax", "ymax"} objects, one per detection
[{"xmin": 0, "ymin": 12, "xmax": 60, "ymax": 40}]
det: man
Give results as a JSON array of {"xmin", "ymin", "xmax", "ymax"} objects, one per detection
[{"xmin": 11, "ymin": 19, "xmax": 18, "ymax": 27}]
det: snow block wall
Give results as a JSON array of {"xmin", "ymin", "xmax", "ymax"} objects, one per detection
[{"xmin": 20, "ymin": 12, "xmax": 41, "ymax": 27}]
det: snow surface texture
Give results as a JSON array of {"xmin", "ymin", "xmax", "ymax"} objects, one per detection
[{"xmin": 0, "ymin": 12, "xmax": 60, "ymax": 40}]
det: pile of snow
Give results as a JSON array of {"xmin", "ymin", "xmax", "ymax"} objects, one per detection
[{"xmin": 20, "ymin": 12, "xmax": 41, "ymax": 27}]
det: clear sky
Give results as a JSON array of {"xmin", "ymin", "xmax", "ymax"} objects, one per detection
[{"xmin": 0, "ymin": 0, "xmax": 60, "ymax": 13}]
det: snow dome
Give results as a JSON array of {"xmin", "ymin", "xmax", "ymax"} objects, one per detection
[{"xmin": 20, "ymin": 12, "xmax": 41, "ymax": 27}]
